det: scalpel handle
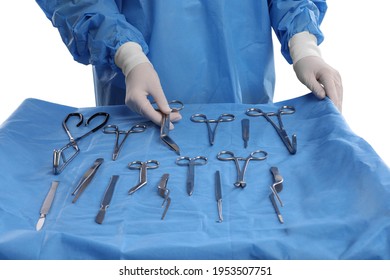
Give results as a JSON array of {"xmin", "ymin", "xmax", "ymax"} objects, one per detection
[
  {"xmin": 215, "ymin": 171, "xmax": 223, "ymax": 222},
  {"xmin": 40, "ymin": 181, "xmax": 59, "ymax": 215},
  {"xmin": 95, "ymin": 175, "xmax": 119, "ymax": 224},
  {"xmin": 241, "ymin": 119, "xmax": 249, "ymax": 148}
]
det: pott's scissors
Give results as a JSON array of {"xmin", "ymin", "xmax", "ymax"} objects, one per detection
[
  {"xmin": 53, "ymin": 112, "xmax": 109, "ymax": 174},
  {"xmin": 217, "ymin": 150, "xmax": 267, "ymax": 188},
  {"xmin": 103, "ymin": 123, "xmax": 147, "ymax": 160},
  {"xmin": 269, "ymin": 166, "xmax": 284, "ymax": 224},
  {"xmin": 157, "ymin": 173, "xmax": 171, "ymax": 220},
  {"xmin": 128, "ymin": 160, "xmax": 159, "ymax": 194},
  {"xmin": 246, "ymin": 106, "xmax": 297, "ymax": 154},
  {"xmin": 155, "ymin": 100, "xmax": 184, "ymax": 155},
  {"xmin": 190, "ymin": 113, "xmax": 235, "ymax": 145},
  {"xmin": 176, "ymin": 156, "xmax": 208, "ymax": 196}
]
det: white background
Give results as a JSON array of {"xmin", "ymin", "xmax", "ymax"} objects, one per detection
[{"xmin": 0, "ymin": 1, "xmax": 389, "ymax": 166}]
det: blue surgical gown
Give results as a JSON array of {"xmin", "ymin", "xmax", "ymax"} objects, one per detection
[{"xmin": 35, "ymin": 0, "xmax": 327, "ymax": 106}]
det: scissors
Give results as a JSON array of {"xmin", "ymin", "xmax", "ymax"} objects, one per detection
[
  {"xmin": 176, "ymin": 156, "xmax": 208, "ymax": 196},
  {"xmin": 190, "ymin": 113, "xmax": 235, "ymax": 145},
  {"xmin": 128, "ymin": 160, "xmax": 159, "ymax": 195},
  {"xmin": 155, "ymin": 100, "xmax": 184, "ymax": 154},
  {"xmin": 246, "ymin": 105, "xmax": 297, "ymax": 154},
  {"xmin": 103, "ymin": 123, "xmax": 147, "ymax": 160},
  {"xmin": 217, "ymin": 150, "xmax": 267, "ymax": 188},
  {"xmin": 53, "ymin": 112, "xmax": 109, "ymax": 174}
]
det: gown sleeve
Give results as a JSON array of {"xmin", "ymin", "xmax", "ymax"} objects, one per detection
[
  {"xmin": 35, "ymin": 0, "xmax": 148, "ymax": 70},
  {"xmin": 268, "ymin": 0, "xmax": 328, "ymax": 63}
]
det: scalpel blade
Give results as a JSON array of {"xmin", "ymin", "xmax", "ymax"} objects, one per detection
[
  {"xmin": 95, "ymin": 175, "xmax": 119, "ymax": 224},
  {"xmin": 36, "ymin": 181, "xmax": 59, "ymax": 231}
]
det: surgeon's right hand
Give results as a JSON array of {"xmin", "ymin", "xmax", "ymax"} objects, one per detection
[{"xmin": 115, "ymin": 42, "xmax": 181, "ymax": 128}]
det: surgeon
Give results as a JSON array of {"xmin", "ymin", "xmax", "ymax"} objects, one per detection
[{"xmin": 35, "ymin": 0, "xmax": 342, "ymax": 127}]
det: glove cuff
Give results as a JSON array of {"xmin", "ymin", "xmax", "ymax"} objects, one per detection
[
  {"xmin": 115, "ymin": 42, "xmax": 151, "ymax": 76},
  {"xmin": 288, "ymin": 31, "xmax": 322, "ymax": 65}
]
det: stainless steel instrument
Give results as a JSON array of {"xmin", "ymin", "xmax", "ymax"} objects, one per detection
[
  {"xmin": 95, "ymin": 175, "xmax": 119, "ymax": 224},
  {"xmin": 36, "ymin": 181, "xmax": 59, "ymax": 231}
]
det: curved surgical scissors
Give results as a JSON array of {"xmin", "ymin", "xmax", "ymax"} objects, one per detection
[
  {"xmin": 103, "ymin": 123, "xmax": 147, "ymax": 160},
  {"xmin": 190, "ymin": 113, "xmax": 235, "ymax": 145},
  {"xmin": 157, "ymin": 173, "xmax": 171, "ymax": 220},
  {"xmin": 154, "ymin": 100, "xmax": 184, "ymax": 154},
  {"xmin": 246, "ymin": 105, "xmax": 297, "ymax": 154},
  {"xmin": 53, "ymin": 112, "xmax": 109, "ymax": 174},
  {"xmin": 176, "ymin": 156, "xmax": 208, "ymax": 196},
  {"xmin": 217, "ymin": 150, "xmax": 267, "ymax": 188},
  {"xmin": 128, "ymin": 160, "xmax": 159, "ymax": 195}
]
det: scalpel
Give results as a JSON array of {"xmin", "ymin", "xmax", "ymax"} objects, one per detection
[
  {"xmin": 95, "ymin": 175, "xmax": 119, "ymax": 224},
  {"xmin": 36, "ymin": 181, "xmax": 59, "ymax": 231},
  {"xmin": 215, "ymin": 171, "xmax": 223, "ymax": 223}
]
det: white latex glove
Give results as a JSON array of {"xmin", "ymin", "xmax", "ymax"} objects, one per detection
[
  {"xmin": 289, "ymin": 32, "xmax": 343, "ymax": 112},
  {"xmin": 115, "ymin": 42, "xmax": 181, "ymax": 127}
]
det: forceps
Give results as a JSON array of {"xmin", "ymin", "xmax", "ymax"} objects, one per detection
[
  {"xmin": 176, "ymin": 156, "xmax": 208, "ymax": 196},
  {"xmin": 53, "ymin": 112, "xmax": 109, "ymax": 174},
  {"xmin": 156, "ymin": 100, "xmax": 184, "ymax": 154},
  {"xmin": 246, "ymin": 106, "xmax": 297, "ymax": 154},
  {"xmin": 217, "ymin": 150, "xmax": 267, "ymax": 188},
  {"xmin": 190, "ymin": 113, "xmax": 235, "ymax": 145},
  {"xmin": 103, "ymin": 123, "xmax": 147, "ymax": 160},
  {"xmin": 128, "ymin": 160, "xmax": 159, "ymax": 194},
  {"xmin": 72, "ymin": 158, "xmax": 104, "ymax": 203}
]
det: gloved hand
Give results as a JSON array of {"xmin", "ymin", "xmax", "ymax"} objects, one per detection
[
  {"xmin": 289, "ymin": 32, "xmax": 343, "ymax": 112},
  {"xmin": 115, "ymin": 42, "xmax": 182, "ymax": 128}
]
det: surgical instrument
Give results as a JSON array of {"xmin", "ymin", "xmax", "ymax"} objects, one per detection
[
  {"xmin": 269, "ymin": 166, "xmax": 284, "ymax": 223},
  {"xmin": 157, "ymin": 173, "xmax": 171, "ymax": 220},
  {"xmin": 95, "ymin": 175, "xmax": 119, "ymax": 224},
  {"xmin": 128, "ymin": 160, "xmax": 159, "ymax": 194},
  {"xmin": 103, "ymin": 123, "xmax": 147, "ymax": 160},
  {"xmin": 53, "ymin": 112, "xmax": 109, "ymax": 174},
  {"xmin": 72, "ymin": 158, "xmax": 104, "ymax": 203},
  {"xmin": 246, "ymin": 105, "xmax": 297, "ymax": 154},
  {"xmin": 36, "ymin": 181, "xmax": 59, "ymax": 231},
  {"xmin": 155, "ymin": 100, "xmax": 184, "ymax": 154},
  {"xmin": 215, "ymin": 171, "xmax": 223, "ymax": 223},
  {"xmin": 269, "ymin": 193, "xmax": 283, "ymax": 224},
  {"xmin": 176, "ymin": 156, "xmax": 208, "ymax": 196},
  {"xmin": 217, "ymin": 150, "xmax": 267, "ymax": 188},
  {"xmin": 190, "ymin": 113, "xmax": 235, "ymax": 145},
  {"xmin": 241, "ymin": 118, "xmax": 250, "ymax": 148}
]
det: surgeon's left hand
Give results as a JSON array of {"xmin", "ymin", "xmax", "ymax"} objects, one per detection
[
  {"xmin": 293, "ymin": 56, "xmax": 343, "ymax": 111},
  {"xmin": 289, "ymin": 32, "xmax": 343, "ymax": 112}
]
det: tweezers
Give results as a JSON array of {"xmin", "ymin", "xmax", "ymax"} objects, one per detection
[{"xmin": 72, "ymin": 158, "xmax": 104, "ymax": 203}]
